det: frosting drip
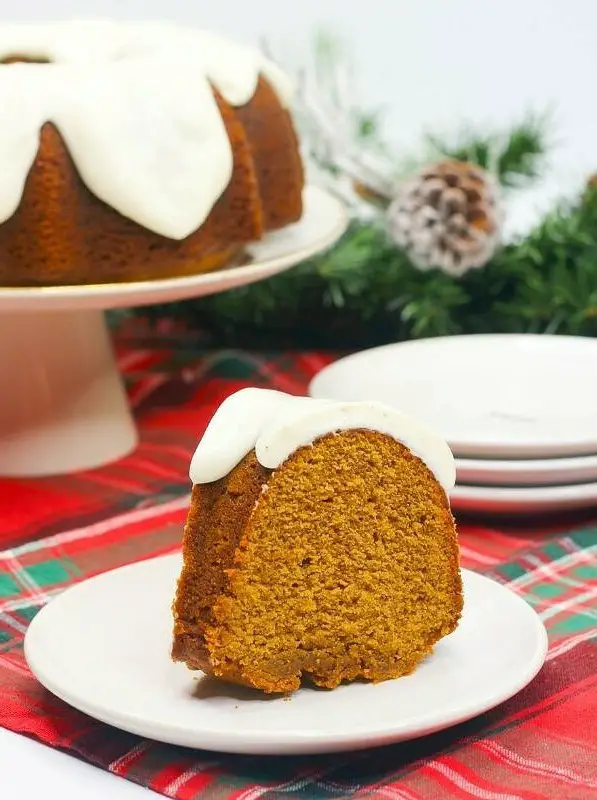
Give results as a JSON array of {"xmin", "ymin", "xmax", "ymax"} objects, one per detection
[
  {"xmin": 189, "ymin": 388, "xmax": 456, "ymax": 492},
  {"xmin": 0, "ymin": 20, "xmax": 293, "ymax": 239}
]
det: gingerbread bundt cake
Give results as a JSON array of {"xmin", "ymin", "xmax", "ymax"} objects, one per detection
[
  {"xmin": 172, "ymin": 389, "xmax": 463, "ymax": 694},
  {"xmin": 0, "ymin": 21, "xmax": 304, "ymax": 286}
]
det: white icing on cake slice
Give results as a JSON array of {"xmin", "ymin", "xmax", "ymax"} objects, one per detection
[{"xmin": 189, "ymin": 388, "xmax": 456, "ymax": 492}]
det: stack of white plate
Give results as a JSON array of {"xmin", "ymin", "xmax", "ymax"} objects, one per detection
[{"xmin": 309, "ymin": 334, "xmax": 597, "ymax": 514}]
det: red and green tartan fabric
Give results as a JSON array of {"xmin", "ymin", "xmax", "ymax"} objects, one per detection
[{"xmin": 1, "ymin": 321, "xmax": 596, "ymax": 800}]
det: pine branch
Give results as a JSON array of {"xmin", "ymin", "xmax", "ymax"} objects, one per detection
[
  {"xmin": 125, "ymin": 33, "xmax": 597, "ymax": 351},
  {"xmin": 426, "ymin": 114, "xmax": 549, "ymax": 187},
  {"xmin": 136, "ymin": 182, "xmax": 597, "ymax": 349},
  {"xmin": 496, "ymin": 115, "xmax": 549, "ymax": 186}
]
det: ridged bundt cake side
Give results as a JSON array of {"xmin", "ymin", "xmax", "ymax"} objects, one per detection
[
  {"xmin": 235, "ymin": 76, "xmax": 304, "ymax": 231},
  {"xmin": 0, "ymin": 22, "xmax": 305, "ymax": 286},
  {"xmin": 172, "ymin": 390, "xmax": 463, "ymax": 694},
  {"xmin": 0, "ymin": 93, "xmax": 263, "ymax": 285}
]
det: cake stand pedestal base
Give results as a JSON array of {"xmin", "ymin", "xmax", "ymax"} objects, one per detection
[
  {"xmin": 0, "ymin": 187, "xmax": 346, "ymax": 477},
  {"xmin": 0, "ymin": 310, "xmax": 138, "ymax": 477}
]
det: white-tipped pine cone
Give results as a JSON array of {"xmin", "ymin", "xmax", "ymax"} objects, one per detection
[{"xmin": 387, "ymin": 160, "xmax": 502, "ymax": 276}]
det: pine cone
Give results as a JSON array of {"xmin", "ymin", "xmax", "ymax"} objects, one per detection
[{"xmin": 387, "ymin": 160, "xmax": 501, "ymax": 276}]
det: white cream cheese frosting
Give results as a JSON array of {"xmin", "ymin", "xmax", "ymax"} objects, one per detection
[
  {"xmin": 0, "ymin": 20, "xmax": 293, "ymax": 239},
  {"xmin": 189, "ymin": 388, "xmax": 456, "ymax": 492}
]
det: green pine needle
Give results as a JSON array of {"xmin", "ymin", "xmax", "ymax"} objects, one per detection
[{"xmin": 426, "ymin": 113, "xmax": 549, "ymax": 187}]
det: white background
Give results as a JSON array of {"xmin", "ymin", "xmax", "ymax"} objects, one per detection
[{"xmin": 1, "ymin": 1, "xmax": 596, "ymax": 797}]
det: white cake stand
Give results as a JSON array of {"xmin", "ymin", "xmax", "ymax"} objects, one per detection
[{"xmin": 0, "ymin": 186, "xmax": 347, "ymax": 478}]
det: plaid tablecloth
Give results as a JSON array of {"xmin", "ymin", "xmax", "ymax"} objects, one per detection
[{"xmin": 1, "ymin": 320, "xmax": 596, "ymax": 800}]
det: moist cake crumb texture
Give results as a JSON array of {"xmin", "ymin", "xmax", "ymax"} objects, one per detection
[{"xmin": 172, "ymin": 424, "xmax": 463, "ymax": 694}]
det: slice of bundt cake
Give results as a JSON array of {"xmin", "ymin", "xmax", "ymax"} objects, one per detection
[{"xmin": 172, "ymin": 389, "xmax": 463, "ymax": 694}]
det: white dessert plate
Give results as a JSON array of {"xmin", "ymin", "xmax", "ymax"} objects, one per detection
[
  {"xmin": 456, "ymin": 452, "xmax": 597, "ymax": 487},
  {"xmin": 450, "ymin": 480, "xmax": 597, "ymax": 514},
  {"xmin": 24, "ymin": 553, "xmax": 547, "ymax": 756},
  {"xmin": 309, "ymin": 334, "xmax": 597, "ymax": 459}
]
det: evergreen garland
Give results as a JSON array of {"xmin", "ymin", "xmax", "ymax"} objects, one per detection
[
  {"xmin": 142, "ymin": 182, "xmax": 597, "ymax": 350},
  {"xmin": 135, "ymin": 38, "xmax": 597, "ymax": 350}
]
